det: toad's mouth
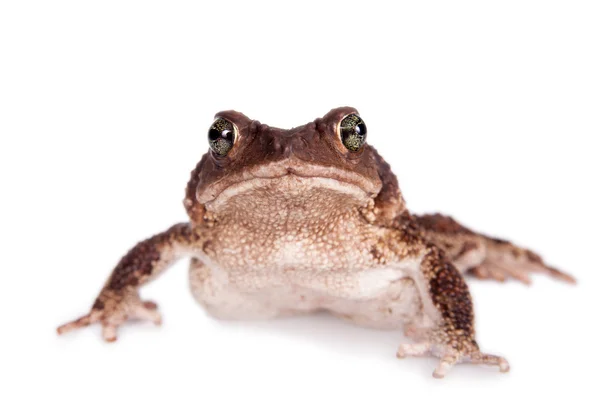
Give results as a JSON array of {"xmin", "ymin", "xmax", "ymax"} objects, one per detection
[{"xmin": 196, "ymin": 160, "xmax": 382, "ymax": 211}]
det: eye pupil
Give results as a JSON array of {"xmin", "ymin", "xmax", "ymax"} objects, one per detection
[
  {"xmin": 208, "ymin": 118, "xmax": 236, "ymax": 156},
  {"xmin": 340, "ymin": 114, "xmax": 367, "ymax": 151}
]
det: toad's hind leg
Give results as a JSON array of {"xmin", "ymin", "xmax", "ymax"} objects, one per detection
[{"xmin": 414, "ymin": 213, "xmax": 575, "ymax": 285}]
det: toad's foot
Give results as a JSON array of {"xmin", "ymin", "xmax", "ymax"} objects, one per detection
[
  {"xmin": 57, "ymin": 290, "xmax": 162, "ymax": 342},
  {"xmin": 396, "ymin": 342, "xmax": 510, "ymax": 378}
]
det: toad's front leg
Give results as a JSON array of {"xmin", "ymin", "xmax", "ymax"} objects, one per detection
[
  {"xmin": 383, "ymin": 228, "xmax": 509, "ymax": 377},
  {"xmin": 57, "ymin": 223, "xmax": 201, "ymax": 342}
]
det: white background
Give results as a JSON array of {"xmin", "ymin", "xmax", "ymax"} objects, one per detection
[{"xmin": 1, "ymin": 1, "xmax": 599, "ymax": 399}]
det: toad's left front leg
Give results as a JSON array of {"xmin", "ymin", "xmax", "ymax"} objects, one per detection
[{"xmin": 396, "ymin": 245, "xmax": 509, "ymax": 378}]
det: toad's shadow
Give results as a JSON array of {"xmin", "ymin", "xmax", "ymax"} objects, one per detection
[
  {"xmin": 220, "ymin": 310, "xmax": 402, "ymax": 360},
  {"xmin": 214, "ymin": 310, "xmax": 502, "ymax": 380}
]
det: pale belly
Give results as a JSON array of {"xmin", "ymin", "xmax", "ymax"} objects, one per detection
[
  {"xmin": 190, "ymin": 198, "xmax": 426, "ymax": 329},
  {"xmin": 188, "ymin": 258, "xmax": 424, "ymax": 330}
]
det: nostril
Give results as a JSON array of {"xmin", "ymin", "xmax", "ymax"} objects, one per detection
[
  {"xmin": 272, "ymin": 138, "xmax": 282, "ymax": 152},
  {"xmin": 280, "ymin": 138, "xmax": 293, "ymax": 157}
]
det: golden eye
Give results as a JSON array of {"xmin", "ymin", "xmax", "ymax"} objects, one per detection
[
  {"xmin": 339, "ymin": 114, "xmax": 367, "ymax": 152},
  {"xmin": 208, "ymin": 118, "xmax": 237, "ymax": 156}
]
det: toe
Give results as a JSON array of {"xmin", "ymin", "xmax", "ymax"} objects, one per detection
[
  {"xmin": 470, "ymin": 266, "xmax": 489, "ymax": 279},
  {"xmin": 132, "ymin": 305, "xmax": 163, "ymax": 325},
  {"xmin": 472, "ymin": 352, "xmax": 511, "ymax": 373},
  {"xmin": 57, "ymin": 312, "xmax": 99, "ymax": 335},
  {"xmin": 544, "ymin": 265, "xmax": 576, "ymax": 284},
  {"xmin": 499, "ymin": 358, "xmax": 510, "ymax": 372},
  {"xmin": 432, "ymin": 366, "xmax": 448, "ymax": 379},
  {"xmin": 487, "ymin": 266, "xmax": 507, "ymax": 282},
  {"xmin": 142, "ymin": 301, "xmax": 158, "ymax": 310},
  {"xmin": 433, "ymin": 356, "xmax": 457, "ymax": 379},
  {"xmin": 102, "ymin": 323, "xmax": 118, "ymax": 342},
  {"xmin": 504, "ymin": 267, "xmax": 532, "ymax": 285}
]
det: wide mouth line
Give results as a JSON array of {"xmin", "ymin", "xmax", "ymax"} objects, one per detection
[
  {"xmin": 248, "ymin": 168, "xmax": 347, "ymax": 181},
  {"xmin": 196, "ymin": 160, "xmax": 382, "ymax": 207},
  {"xmin": 199, "ymin": 174, "xmax": 376, "ymax": 208}
]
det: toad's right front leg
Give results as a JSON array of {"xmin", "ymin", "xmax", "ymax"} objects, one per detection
[{"xmin": 57, "ymin": 223, "xmax": 202, "ymax": 342}]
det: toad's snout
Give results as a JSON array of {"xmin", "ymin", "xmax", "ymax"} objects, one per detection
[{"xmin": 264, "ymin": 129, "xmax": 314, "ymax": 159}]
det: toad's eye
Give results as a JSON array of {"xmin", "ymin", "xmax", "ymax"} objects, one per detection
[
  {"xmin": 339, "ymin": 114, "xmax": 367, "ymax": 152},
  {"xmin": 208, "ymin": 118, "xmax": 237, "ymax": 156}
]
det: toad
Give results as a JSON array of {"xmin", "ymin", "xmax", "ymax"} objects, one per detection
[{"xmin": 58, "ymin": 107, "xmax": 575, "ymax": 378}]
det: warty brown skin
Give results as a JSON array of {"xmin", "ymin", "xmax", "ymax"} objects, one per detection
[{"xmin": 57, "ymin": 107, "xmax": 575, "ymax": 378}]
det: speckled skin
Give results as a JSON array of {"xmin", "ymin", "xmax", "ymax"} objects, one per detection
[{"xmin": 58, "ymin": 107, "xmax": 575, "ymax": 378}]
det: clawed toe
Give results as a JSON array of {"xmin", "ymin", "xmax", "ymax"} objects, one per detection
[
  {"xmin": 57, "ymin": 296, "xmax": 162, "ymax": 341},
  {"xmin": 397, "ymin": 341, "xmax": 510, "ymax": 378}
]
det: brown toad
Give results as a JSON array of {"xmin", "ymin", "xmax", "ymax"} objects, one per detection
[{"xmin": 57, "ymin": 107, "xmax": 575, "ymax": 378}]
